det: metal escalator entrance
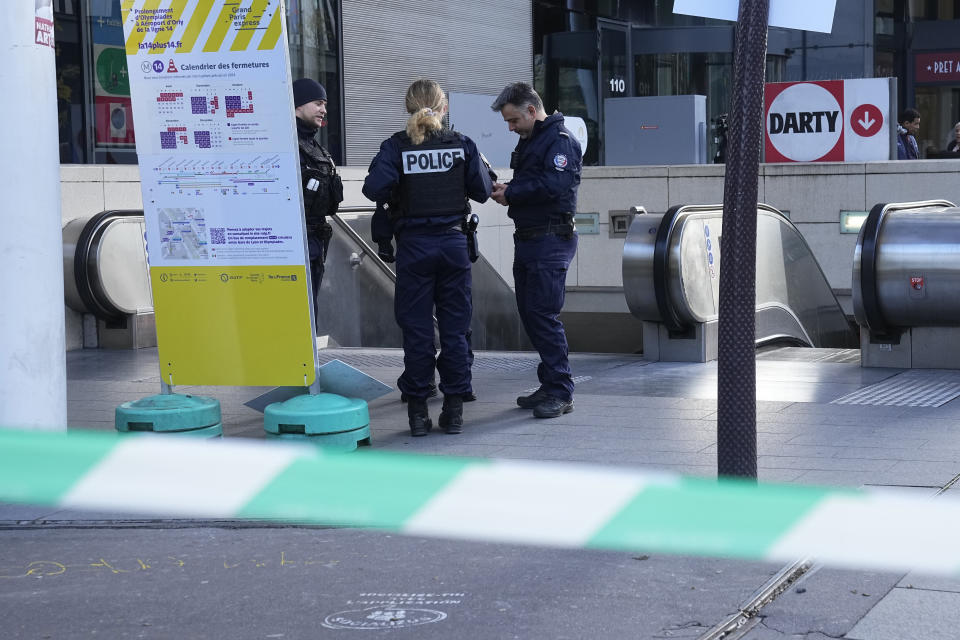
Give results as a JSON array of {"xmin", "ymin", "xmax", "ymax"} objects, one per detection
[
  {"xmin": 63, "ymin": 210, "xmax": 152, "ymax": 323},
  {"xmin": 622, "ymin": 204, "xmax": 856, "ymax": 362},
  {"xmin": 62, "ymin": 210, "xmax": 156, "ymax": 348},
  {"xmin": 320, "ymin": 207, "xmax": 530, "ymax": 351},
  {"xmin": 853, "ymin": 199, "xmax": 960, "ymax": 368},
  {"xmin": 64, "ymin": 208, "xmax": 530, "ymax": 352}
]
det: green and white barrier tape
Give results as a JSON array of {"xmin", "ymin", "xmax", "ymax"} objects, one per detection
[{"xmin": 1, "ymin": 428, "xmax": 958, "ymax": 574}]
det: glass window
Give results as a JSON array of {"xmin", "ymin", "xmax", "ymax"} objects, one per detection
[
  {"xmin": 88, "ymin": 0, "xmax": 137, "ymax": 164},
  {"xmin": 908, "ymin": 0, "xmax": 960, "ymax": 20},
  {"xmin": 52, "ymin": 0, "xmax": 342, "ymax": 165},
  {"xmin": 54, "ymin": 0, "xmax": 88, "ymax": 163},
  {"xmin": 287, "ymin": 0, "xmax": 343, "ymax": 164},
  {"xmin": 916, "ymin": 86, "xmax": 960, "ymax": 157}
]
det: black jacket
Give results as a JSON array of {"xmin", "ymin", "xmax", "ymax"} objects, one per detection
[{"xmin": 504, "ymin": 113, "xmax": 582, "ymax": 229}]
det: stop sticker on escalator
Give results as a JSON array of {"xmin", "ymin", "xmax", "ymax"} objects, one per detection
[{"xmin": 764, "ymin": 78, "xmax": 892, "ymax": 163}]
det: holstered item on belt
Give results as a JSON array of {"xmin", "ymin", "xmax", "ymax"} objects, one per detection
[
  {"xmin": 463, "ymin": 213, "xmax": 480, "ymax": 263},
  {"xmin": 306, "ymin": 222, "xmax": 333, "ymax": 241}
]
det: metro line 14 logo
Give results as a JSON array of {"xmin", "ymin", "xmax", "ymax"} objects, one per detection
[{"xmin": 765, "ymin": 80, "xmax": 844, "ymax": 163}]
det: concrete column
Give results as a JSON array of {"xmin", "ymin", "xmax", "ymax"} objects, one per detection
[{"xmin": 0, "ymin": 0, "xmax": 67, "ymax": 431}]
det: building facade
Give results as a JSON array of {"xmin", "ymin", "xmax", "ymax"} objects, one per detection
[{"xmin": 53, "ymin": 0, "xmax": 960, "ymax": 167}]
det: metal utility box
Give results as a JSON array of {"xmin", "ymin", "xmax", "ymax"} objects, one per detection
[{"xmin": 603, "ymin": 95, "xmax": 707, "ymax": 165}]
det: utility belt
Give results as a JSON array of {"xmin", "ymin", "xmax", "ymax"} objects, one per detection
[
  {"xmin": 398, "ymin": 223, "xmax": 462, "ymax": 236},
  {"xmin": 514, "ymin": 214, "xmax": 576, "ymax": 242},
  {"xmin": 396, "ymin": 215, "xmax": 480, "ymax": 263}
]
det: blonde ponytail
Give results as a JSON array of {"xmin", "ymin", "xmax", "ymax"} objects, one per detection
[{"xmin": 404, "ymin": 79, "xmax": 446, "ymax": 145}]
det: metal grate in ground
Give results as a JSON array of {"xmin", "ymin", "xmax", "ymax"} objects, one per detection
[
  {"xmin": 831, "ymin": 370, "xmax": 960, "ymax": 407},
  {"xmin": 317, "ymin": 350, "xmax": 539, "ymax": 372},
  {"xmin": 757, "ymin": 348, "xmax": 861, "ymax": 364}
]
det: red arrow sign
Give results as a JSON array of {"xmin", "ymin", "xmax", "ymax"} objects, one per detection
[{"xmin": 850, "ymin": 104, "xmax": 883, "ymax": 137}]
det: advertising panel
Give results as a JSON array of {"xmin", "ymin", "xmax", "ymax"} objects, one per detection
[
  {"xmin": 121, "ymin": 0, "xmax": 316, "ymax": 386},
  {"xmin": 92, "ymin": 4, "xmax": 136, "ymax": 146},
  {"xmin": 764, "ymin": 78, "xmax": 892, "ymax": 163}
]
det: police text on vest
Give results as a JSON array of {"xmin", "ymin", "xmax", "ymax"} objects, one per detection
[{"xmin": 402, "ymin": 149, "xmax": 465, "ymax": 174}]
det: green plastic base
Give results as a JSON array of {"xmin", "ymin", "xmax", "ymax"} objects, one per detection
[
  {"xmin": 265, "ymin": 425, "xmax": 371, "ymax": 452},
  {"xmin": 264, "ymin": 393, "xmax": 369, "ymax": 436},
  {"xmin": 116, "ymin": 393, "xmax": 221, "ymax": 433},
  {"xmin": 118, "ymin": 423, "xmax": 223, "ymax": 438}
]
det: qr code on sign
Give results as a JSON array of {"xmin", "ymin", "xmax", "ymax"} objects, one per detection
[{"xmin": 211, "ymin": 227, "xmax": 226, "ymax": 245}]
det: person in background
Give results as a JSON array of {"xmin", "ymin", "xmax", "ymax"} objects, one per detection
[
  {"xmin": 293, "ymin": 78, "xmax": 343, "ymax": 322},
  {"xmin": 363, "ymin": 78, "xmax": 492, "ymax": 437},
  {"xmin": 947, "ymin": 121, "xmax": 960, "ymax": 154},
  {"xmin": 896, "ymin": 108, "xmax": 921, "ymax": 160}
]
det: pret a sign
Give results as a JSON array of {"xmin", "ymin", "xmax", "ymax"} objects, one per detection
[{"xmin": 764, "ymin": 78, "xmax": 893, "ymax": 163}]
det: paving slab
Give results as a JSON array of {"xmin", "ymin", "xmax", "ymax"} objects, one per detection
[{"xmin": 845, "ymin": 587, "xmax": 960, "ymax": 640}]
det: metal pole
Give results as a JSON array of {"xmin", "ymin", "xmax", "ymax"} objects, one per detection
[
  {"xmin": 717, "ymin": 0, "xmax": 769, "ymax": 479},
  {"xmin": 0, "ymin": 0, "xmax": 67, "ymax": 431}
]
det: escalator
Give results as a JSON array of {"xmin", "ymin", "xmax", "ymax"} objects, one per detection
[
  {"xmin": 622, "ymin": 203, "xmax": 857, "ymax": 361},
  {"xmin": 62, "ymin": 210, "xmax": 153, "ymax": 323},
  {"xmin": 63, "ymin": 208, "xmax": 530, "ymax": 351}
]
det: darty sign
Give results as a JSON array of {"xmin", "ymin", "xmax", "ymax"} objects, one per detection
[{"xmin": 764, "ymin": 78, "xmax": 894, "ymax": 163}]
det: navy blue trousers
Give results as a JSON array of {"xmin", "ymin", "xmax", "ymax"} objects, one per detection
[
  {"xmin": 395, "ymin": 230, "xmax": 473, "ymax": 399},
  {"xmin": 513, "ymin": 232, "xmax": 578, "ymax": 401}
]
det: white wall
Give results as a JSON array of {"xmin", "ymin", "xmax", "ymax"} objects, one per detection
[{"xmin": 341, "ymin": 0, "xmax": 532, "ymax": 166}]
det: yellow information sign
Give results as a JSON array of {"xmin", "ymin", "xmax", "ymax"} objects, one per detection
[
  {"xmin": 122, "ymin": 0, "xmax": 317, "ymax": 386},
  {"xmin": 150, "ymin": 265, "xmax": 312, "ymax": 386}
]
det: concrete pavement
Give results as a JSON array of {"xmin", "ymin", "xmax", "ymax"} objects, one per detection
[{"xmin": 2, "ymin": 346, "xmax": 960, "ymax": 639}]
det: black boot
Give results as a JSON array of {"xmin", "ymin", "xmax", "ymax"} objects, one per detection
[
  {"xmin": 438, "ymin": 395, "xmax": 463, "ymax": 435},
  {"xmin": 407, "ymin": 398, "xmax": 432, "ymax": 437},
  {"xmin": 516, "ymin": 387, "xmax": 549, "ymax": 409}
]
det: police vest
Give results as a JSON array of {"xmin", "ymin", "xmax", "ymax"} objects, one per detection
[
  {"xmin": 298, "ymin": 137, "xmax": 342, "ymax": 223},
  {"xmin": 395, "ymin": 131, "xmax": 467, "ymax": 218}
]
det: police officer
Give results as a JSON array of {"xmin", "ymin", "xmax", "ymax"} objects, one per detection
[
  {"xmin": 490, "ymin": 82, "xmax": 581, "ymax": 419},
  {"xmin": 363, "ymin": 78, "xmax": 492, "ymax": 436},
  {"xmin": 293, "ymin": 78, "xmax": 343, "ymax": 319}
]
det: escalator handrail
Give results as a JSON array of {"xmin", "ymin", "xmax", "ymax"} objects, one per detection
[
  {"xmin": 857, "ymin": 199, "xmax": 957, "ymax": 336},
  {"xmin": 652, "ymin": 204, "xmax": 690, "ymax": 332},
  {"xmin": 74, "ymin": 209, "xmax": 146, "ymax": 323},
  {"xmin": 328, "ymin": 207, "xmax": 396, "ymax": 284}
]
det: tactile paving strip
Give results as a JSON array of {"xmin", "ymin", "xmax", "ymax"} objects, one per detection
[{"xmin": 831, "ymin": 370, "xmax": 960, "ymax": 407}]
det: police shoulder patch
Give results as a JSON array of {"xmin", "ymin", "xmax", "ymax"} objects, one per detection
[{"xmin": 553, "ymin": 153, "xmax": 568, "ymax": 170}]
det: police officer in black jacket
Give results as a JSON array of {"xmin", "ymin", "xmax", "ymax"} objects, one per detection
[
  {"xmin": 293, "ymin": 78, "xmax": 343, "ymax": 320},
  {"xmin": 363, "ymin": 79, "xmax": 492, "ymax": 437},
  {"xmin": 491, "ymin": 82, "xmax": 581, "ymax": 419}
]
